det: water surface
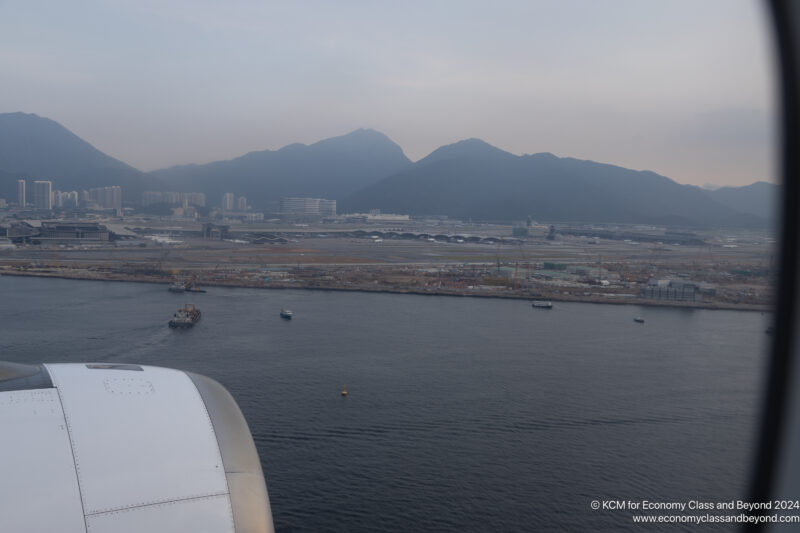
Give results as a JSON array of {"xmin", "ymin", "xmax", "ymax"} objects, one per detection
[{"xmin": 0, "ymin": 276, "xmax": 769, "ymax": 531}]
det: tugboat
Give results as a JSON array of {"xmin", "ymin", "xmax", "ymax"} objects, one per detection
[
  {"xmin": 280, "ymin": 309, "xmax": 293, "ymax": 320},
  {"xmin": 531, "ymin": 301, "xmax": 553, "ymax": 309},
  {"xmin": 168, "ymin": 282, "xmax": 185, "ymax": 293},
  {"xmin": 184, "ymin": 276, "xmax": 207, "ymax": 293},
  {"xmin": 169, "ymin": 304, "xmax": 201, "ymax": 328},
  {"xmin": 185, "ymin": 284, "xmax": 207, "ymax": 294}
]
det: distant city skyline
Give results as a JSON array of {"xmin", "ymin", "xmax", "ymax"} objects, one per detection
[{"xmin": 0, "ymin": 0, "xmax": 775, "ymax": 187}]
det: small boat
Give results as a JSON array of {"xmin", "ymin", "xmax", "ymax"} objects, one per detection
[
  {"xmin": 280, "ymin": 309, "xmax": 293, "ymax": 319},
  {"xmin": 169, "ymin": 303, "xmax": 201, "ymax": 328},
  {"xmin": 531, "ymin": 301, "xmax": 553, "ymax": 309},
  {"xmin": 341, "ymin": 385, "xmax": 348, "ymax": 397},
  {"xmin": 634, "ymin": 317, "xmax": 645, "ymax": 323},
  {"xmin": 168, "ymin": 282, "xmax": 185, "ymax": 293}
]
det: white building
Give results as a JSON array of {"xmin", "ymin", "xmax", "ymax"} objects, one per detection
[
  {"xmin": 17, "ymin": 179, "xmax": 25, "ymax": 207},
  {"xmin": 87, "ymin": 186, "xmax": 122, "ymax": 209},
  {"xmin": 280, "ymin": 197, "xmax": 336, "ymax": 217},
  {"xmin": 53, "ymin": 190, "xmax": 79, "ymax": 209},
  {"xmin": 222, "ymin": 192, "xmax": 235, "ymax": 211}
]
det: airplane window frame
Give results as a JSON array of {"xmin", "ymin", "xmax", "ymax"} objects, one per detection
[{"xmin": 748, "ymin": 0, "xmax": 800, "ymax": 529}]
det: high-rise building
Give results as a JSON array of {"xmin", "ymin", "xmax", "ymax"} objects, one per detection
[
  {"xmin": 17, "ymin": 179, "xmax": 25, "ymax": 207},
  {"xmin": 237, "ymin": 196, "xmax": 247, "ymax": 211},
  {"xmin": 222, "ymin": 193, "xmax": 235, "ymax": 211},
  {"xmin": 54, "ymin": 190, "xmax": 79, "ymax": 209},
  {"xmin": 319, "ymin": 199, "xmax": 336, "ymax": 216},
  {"xmin": 86, "ymin": 186, "xmax": 122, "ymax": 209},
  {"xmin": 183, "ymin": 192, "xmax": 206, "ymax": 207},
  {"xmin": 33, "ymin": 180, "xmax": 53, "ymax": 210},
  {"xmin": 141, "ymin": 191, "xmax": 205, "ymax": 207},
  {"xmin": 141, "ymin": 191, "xmax": 160, "ymax": 206}
]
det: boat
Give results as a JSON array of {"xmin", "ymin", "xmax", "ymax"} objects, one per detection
[
  {"xmin": 341, "ymin": 385, "xmax": 348, "ymax": 397},
  {"xmin": 168, "ymin": 282, "xmax": 185, "ymax": 293},
  {"xmin": 169, "ymin": 304, "xmax": 201, "ymax": 328},
  {"xmin": 185, "ymin": 286, "xmax": 207, "ymax": 293},
  {"xmin": 634, "ymin": 317, "xmax": 645, "ymax": 323},
  {"xmin": 531, "ymin": 301, "xmax": 553, "ymax": 309},
  {"xmin": 280, "ymin": 309, "xmax": 293, "ymax": 319}
]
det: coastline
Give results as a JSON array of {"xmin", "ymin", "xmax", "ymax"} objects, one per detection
[{"xmin": 0, "ymin": 269, "xmax": 772, "ymax": 313}]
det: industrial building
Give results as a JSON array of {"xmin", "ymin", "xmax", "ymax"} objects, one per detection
[
  {"xmin": 38, "ymin": 222, "xmax": 110, "ymax": 243},
  {"xmin": 2, "ymin": 221, "xmax": 37, "ymax": 242},
  {"xmin": 202, "ymin": 223, "xmax": 230, "ymax": 240},
  {"xmin": 280, "ymin": 197, "xmax": 336, "ymax": 217},
  {"xmin": 640, "ymin": 279, "xmax": 706, "ymax": 302}
]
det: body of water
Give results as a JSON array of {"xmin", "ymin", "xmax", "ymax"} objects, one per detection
[{"xmin": 0, "ymin": 276, "xmax": 770, "ymax": 531}]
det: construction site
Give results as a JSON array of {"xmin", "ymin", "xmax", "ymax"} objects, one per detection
[{"xmin": 0, "ymin": 219, "xmax": 775, "ymax": 311}]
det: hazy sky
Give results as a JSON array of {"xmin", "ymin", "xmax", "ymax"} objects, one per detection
[{"xmin": 0, "ymin": 0, "xmax": 776, "ymax": 187}]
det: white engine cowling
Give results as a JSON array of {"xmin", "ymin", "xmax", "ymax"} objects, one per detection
[{"xmin": 0, "ymin": 361, "xmax": 274, "ymax": 533}]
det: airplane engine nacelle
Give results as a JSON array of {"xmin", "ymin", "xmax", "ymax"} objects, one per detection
[{"xmin": 0, "ymin": 361, "xmax": 274, "ymax": 533}]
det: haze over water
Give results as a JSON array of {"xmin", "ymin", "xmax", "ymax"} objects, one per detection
[{"xmin": 1, "ymin": 275, "xmax": 768, "ymax": 531}]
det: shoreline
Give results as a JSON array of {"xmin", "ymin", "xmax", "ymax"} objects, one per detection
[{"xmin": 0, "ymin": 269, "xmax": 771, "ymax": 312}]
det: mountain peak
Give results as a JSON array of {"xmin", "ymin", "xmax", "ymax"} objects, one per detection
[
  {"xmin": 0, "ymin": 112, "xmax": 150, "ymax": 200},
  {"xmin": 315, "ymin": 128, "xmax": 398, "ymax": 146},
  {"xmin": 305, "ymin": 128, "xmax": 409, "ymax": 162},
  {"xmin": 1, "ymin": 111, "xmax": 44, "ymax": 121},
  {"xmin": 526, "ymin": 151, "xmax": 558, "ymax": 159},
  {"xmin": 417, "ymin": 138, "xmax": 512, "ymax": 165},
  {"xmin": 0, "ymin": 112, "xmax": 138, "ymax": 175},
  {"xmin": 341, "ymin": 128, "xmax": 389, "ymax": 139},
  {"xmin": 0, "ymin": 111, "xmax": 66, "ymax": 134}
]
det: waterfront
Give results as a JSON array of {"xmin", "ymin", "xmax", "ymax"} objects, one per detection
[
  {"xmin": 0, "ymin": 275, "xmax": 770, "ymax": 531},
  {"xmin": 0, "ymin": 223, "xmax": 776, "ymax": 311}
]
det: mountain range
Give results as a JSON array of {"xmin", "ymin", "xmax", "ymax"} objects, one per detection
[
  {"xmin": 150, "ymin": 128, "xmax": 411, "ymax": 211},
  {"xmin": 341, "ymin": 139, "xmax": 775, "ymax": 226},
  {"xmin": 0, "ymin": 112, "xmax": 777, "ymax": 227}
]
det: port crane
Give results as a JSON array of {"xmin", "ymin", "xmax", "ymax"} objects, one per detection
[{"xmin": 154, "ymin": 245, "xmax": 172, "ymax": 275}]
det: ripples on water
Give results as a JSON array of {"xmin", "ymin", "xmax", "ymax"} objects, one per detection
[{"xmin": 1, "ymin": 276, "xmax": 768, "ymax": 532}]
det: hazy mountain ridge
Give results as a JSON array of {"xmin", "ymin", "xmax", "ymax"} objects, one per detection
[
  {"xmin": 0, "ymin": 112, "xmax": 775, "ymax": 227},
  {"xmin": 415, "ymin": 138, "xmax": 514, "ymax": 167},
  {"xmin": 341, "ymin": 140, "xmax": 774, "ymax": 227},
  {"xmin": 705, "ymin": 181, "xmax": 777, "ymax": 220},
  {"xmin": 0, "ymin": 112, "xmax": 156, "ymax": 200},
  {"xmin": 150, "ymin": 128, "xmax": 412, "ymax": 208}
]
